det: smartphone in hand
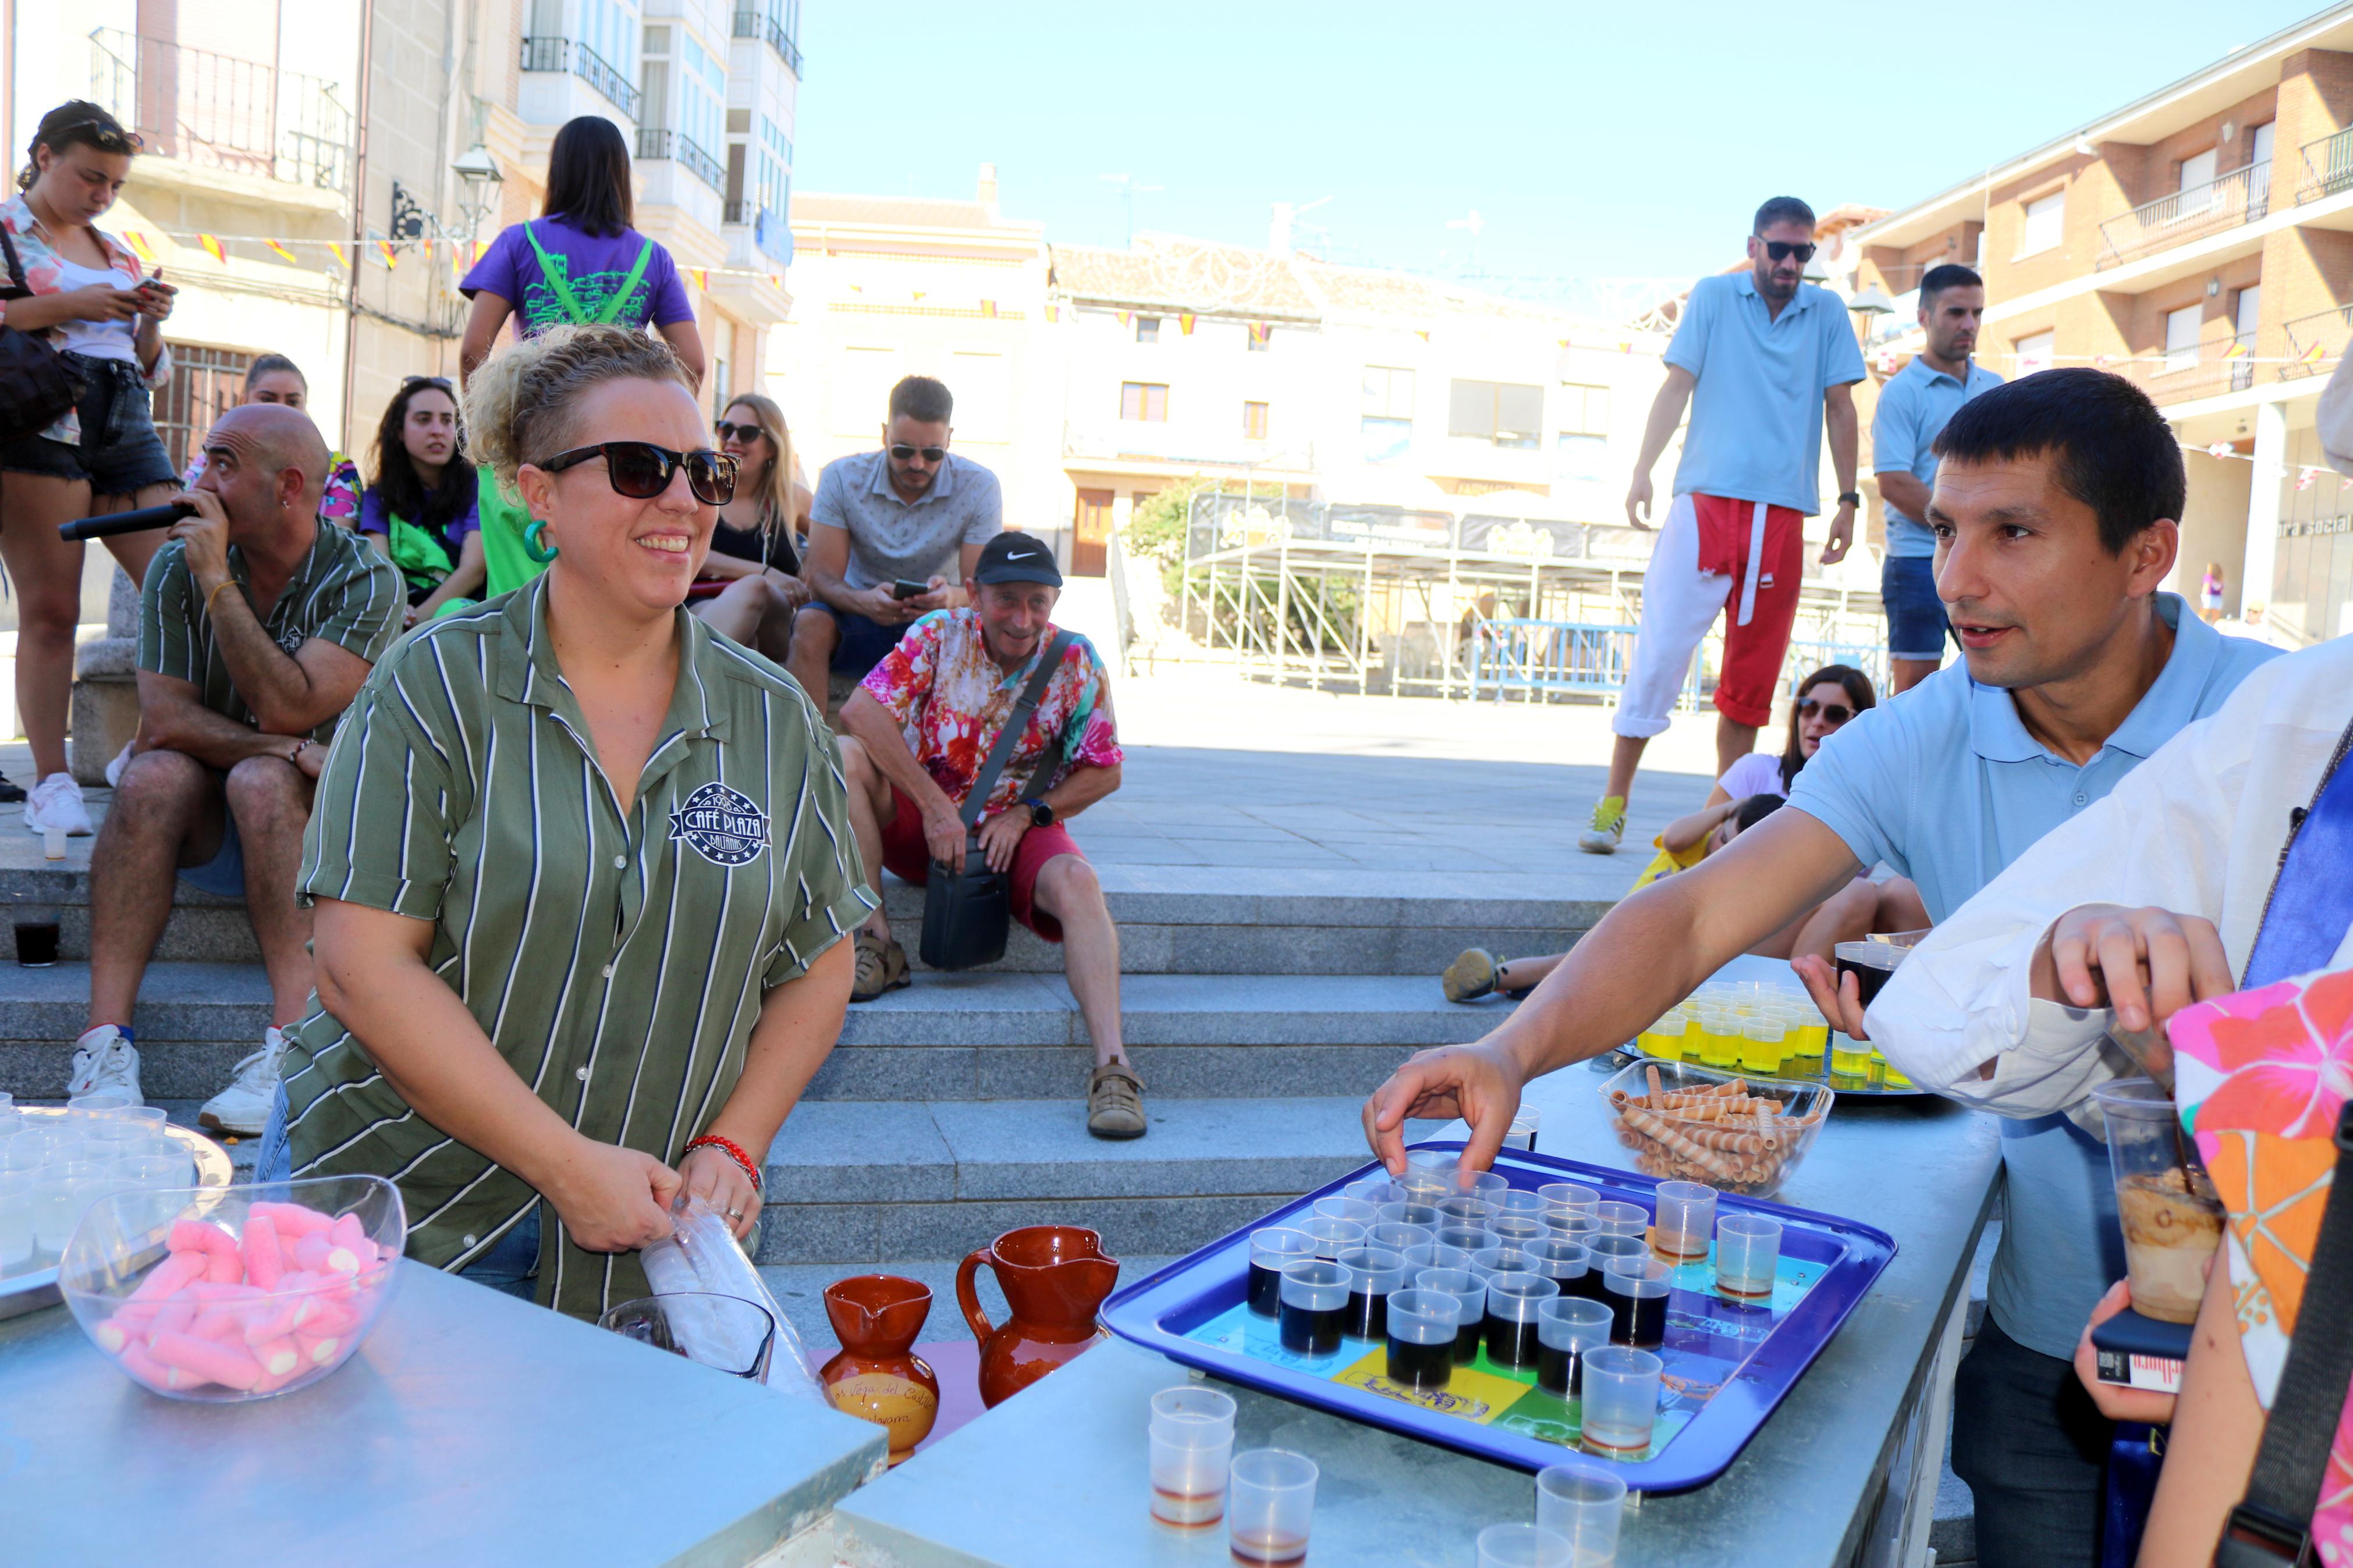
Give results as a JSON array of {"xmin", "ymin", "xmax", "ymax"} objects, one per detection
[{"xmin": 890, "ymin": 579, "xmax": 929, "ymax": 600}]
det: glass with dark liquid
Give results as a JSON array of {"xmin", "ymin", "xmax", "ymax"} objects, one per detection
[
  {"xmin": 1277, "ymin": 1259, "xmax": 1352, "ymax": 1356},
  {"xmin": 1300, "ymin": 1215, "xmax": 1365, "ymax": 1261},
  {"xmin": 1414, "ymin": 1266, "xmax": 1488, "ymax": 1363},
  {"xmin": 1334, "ymin": 1246, "xmax": 1406, "ymax": 1341},
  {"xmin": 1833, "ymin": 939, "xmax": 1904, "ymax": 1007},
  {"xmin": 1247, "ymin": 1228, "xmax": 1316, "ymax": 1317},
  {"xmin": 1489, "ymin": 1215, "xmax": 1549, "ymax": 1250},
  {"xmin": 12, "ymin": 921, "xmax": 59, "ymax": 967},
  {"xmin": 1401, "ymin": 1242, "xmax": 1471, "ymax": 1277},
  {"xmin": 1384, "ymin": 1288, "xmax": 1461, "ymax": 1391},
  {"xmin": 1580, "ymin": 1232, "xmax": 1647, "ymax": 1301},
  {"xmin": 1601, "ymin": 1257, "xmax": 1673, "ymax": 1349},
  {"xmin": 1481, "ymin": 1272, "xmax": 1560, "ymax": 1371},
  {"xmin": 1376, "ymin": 1200, "xmax": 1442, "ymax": 1231},
  {"xmin": 1522, "ymin": 1237, "xmax": 1590, "ymax": 1293},
  {"xmin": 1536, "ymin": 1296, "xmax": 1614, "ymax": 1397},
  {"xmin": 1367, "ymin": 1220, "xmax": 1433, "ymax": 1255},
  {"xmin": 1435, "ymin": 1224, "xmax": 1499, "ymax": 1255}
]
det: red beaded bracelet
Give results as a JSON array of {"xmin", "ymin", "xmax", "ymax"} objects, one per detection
[{"xmin": 683, "ymin": 1133, "xmax": 762, "ymax": 1192}]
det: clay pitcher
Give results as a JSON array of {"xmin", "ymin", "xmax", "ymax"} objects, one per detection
[
  {"xmin": 956, "ymin": 1225, "xmax": 1122, "ymax": 1408},
  {"xmin": 819, "ymin": 1274, "xmax": 940, "ymax": 1464}
]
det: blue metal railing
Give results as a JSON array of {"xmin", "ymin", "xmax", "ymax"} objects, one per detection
[{"xmin": 1467, "ymin": 623, "xmax": 1893, "ymax": 707}]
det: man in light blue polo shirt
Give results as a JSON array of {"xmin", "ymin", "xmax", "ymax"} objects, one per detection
[
  {"xmin": 1584, "ymin": 195, "xmax": 1867, "ymax": 855},
  {"xmin": 1360, "ymin": 369, "xmax": 2279, "ymax": 1568},
  {"xmin": 1873, "ymin": 263, "xmax": 2000, "ymax": 693},
  {"xmin": 789, "ymin": 373, "xmax": 1003, "ymax": 696}
]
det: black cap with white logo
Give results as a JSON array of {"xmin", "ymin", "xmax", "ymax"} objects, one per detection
[{"xmin": 973, "ymin": 531, "xmax": 1064, "ymax": 588}]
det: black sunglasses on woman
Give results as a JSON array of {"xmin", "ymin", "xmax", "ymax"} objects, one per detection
[{"xmin": 540, "ymin": 441, "xmax": 737, "ymax": 506}]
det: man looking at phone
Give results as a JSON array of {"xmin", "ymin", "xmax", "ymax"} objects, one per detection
[
  {"xmin": 832, "ymin": 533, "xmax": 1142, "ymax": 1138},
  {"xmin": 789, "ymin": 375, "xmax": 1003, "ymax": 699}
]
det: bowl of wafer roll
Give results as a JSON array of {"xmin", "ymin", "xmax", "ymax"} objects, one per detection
[{"xmin": 1597, "ymin": 1059, "xmax": 1832, "ymax": 1198}]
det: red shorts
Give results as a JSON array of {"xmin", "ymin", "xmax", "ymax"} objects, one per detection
[
  {"xmin": 1690, "ymin": 493, "xmax": 1806, "ymax": 728},
  {"xmin": 879, "ymin": 784, "xmax": 1087, "ymax": 943}
]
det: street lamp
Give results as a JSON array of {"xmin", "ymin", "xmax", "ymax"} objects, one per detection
[
  {"xmin": 452, "ymin": 144, "xmax": 503, "ymax": 238},
  {"xmin": 1847, "ymin": 283, "xmax": 1897, "ymax": 316}
]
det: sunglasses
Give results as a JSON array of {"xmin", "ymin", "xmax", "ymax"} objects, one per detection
[
  {"xmin": 1798, "ymin": 698, "xmax": 1855, "ymax": 725},
  {"xmin": 540, "ymin": 441, "xmax": 737, "ymax": 506},
  {"xmin": 714, "ymin": 420, "xmax": 766, "ymax": 444},
  {"xmin": 51, "ymin": 119, "xmax": 143, "ymax": 155},
  {"xmin": 888, "ymin": 443, "xmax": 947, "ymax": 463},
  {"xmin": 1758, "ymin": 240, "xmax": 1817, "ymax": 263}
]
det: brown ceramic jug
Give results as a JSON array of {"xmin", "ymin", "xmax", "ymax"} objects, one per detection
[
  {"xmin": 956, "ymin": 1224, "xmax": 1122, "ymax": 1408},
  {"xmin": 819, "ymin": 1274, "xmax": 940, "ymax": 1464}
]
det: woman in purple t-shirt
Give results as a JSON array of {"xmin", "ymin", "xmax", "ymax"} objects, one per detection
[{"xmin": 457, "ymin": 116, "xmax": 704, "ymax": 385}]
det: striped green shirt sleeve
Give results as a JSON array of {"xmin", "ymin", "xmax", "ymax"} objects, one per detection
[
  {"xmin": 763, "ymin": 681, "xmax": 872, "ymax": 988},
  {"xmin": 298, "ymin": 674, "xmax": 458, "ymax": 922},
  {"xmin": 136, "ymin": 544, "xmax": 201, "ymax": 684},
  {"xmin": 303, "ymin": 543, "xmax": 405, "ymax": 663}
]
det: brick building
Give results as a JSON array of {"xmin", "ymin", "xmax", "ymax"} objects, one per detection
[{"xmin": 1851, "ymin": 3, "xmax": 2353, "ymax": 641}]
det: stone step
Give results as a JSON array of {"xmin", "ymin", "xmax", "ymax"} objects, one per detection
[
  {"xmin": 0, "ymin": 965, "xmax": 1506, "ymax": 1104},
  {"xmin": 753, "ymin": 1094, "xmax": 1375, "ymax": 1268}
]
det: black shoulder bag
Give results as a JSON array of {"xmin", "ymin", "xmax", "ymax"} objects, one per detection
[
  {"xmin": 919, "ymin": 629, "xmax": 1076, "ymax": 972},
  {"xmin": 0, "ymin": 225, "xmax": 86, "ymax": 443}
]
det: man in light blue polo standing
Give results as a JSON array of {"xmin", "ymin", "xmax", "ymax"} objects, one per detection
[{"xmin": 1872, "ymin": 263, "xmax": 2000, "ymax": 692}]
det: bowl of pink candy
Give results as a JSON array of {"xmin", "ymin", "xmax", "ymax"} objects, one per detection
[{"xmin": 58, "ymin": 1175, "xmax": 406, "ymax": 1401}]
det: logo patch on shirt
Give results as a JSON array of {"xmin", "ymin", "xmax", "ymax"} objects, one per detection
[{"xmin": 668, "ymin": 782, "xmax": 769, "ymax": 866}]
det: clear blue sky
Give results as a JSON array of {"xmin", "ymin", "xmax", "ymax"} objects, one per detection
[{"xmin": 793, "ymin": 0, "xmax": 2326, "ymax": 303}]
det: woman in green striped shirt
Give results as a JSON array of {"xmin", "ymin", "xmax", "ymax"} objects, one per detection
[{"xmin": 262, "ymin": 324, "xmax": 875, "ymax": 1320}]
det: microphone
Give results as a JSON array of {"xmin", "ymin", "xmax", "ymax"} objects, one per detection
[{"xmin": 59, "ymin": 500, "xmax": 198, "ymax": 542}]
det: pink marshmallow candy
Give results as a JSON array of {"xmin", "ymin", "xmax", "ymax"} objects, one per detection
[
  {"xmin": 116, "ymin": 1340, "xmax": 180, "ymax": 1391},
  {"xmin": 130, "ymin": 1251, "xmax": 210, "ymax": 1303},
  {"xmin": 246, "ymin": 1201, "xmax": 335, "ymax": 1238},
  {"xmin": 293, "ymin": 1328, "xmax": 343, "ymax": 1367},
  {"xmin": 240, "ymin": 1214, "xmax": 285, "ymax": 1290},
  {"xmin": 150, "ymin": 1329, "xmax": 264, "ymax": 1392}
]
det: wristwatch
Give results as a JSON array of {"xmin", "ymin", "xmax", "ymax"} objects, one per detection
[
  {"xmin": 1023, "ymin": 796, "xmax": 1056, "ymax": 829},
  {"xmin": 1837, "ymin": 492, "xmax": 1862, "ymax": 509}
]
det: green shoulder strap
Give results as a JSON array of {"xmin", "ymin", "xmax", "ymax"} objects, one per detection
[{"xmin": 523, "ymin": 221, "xmax": 655, "ymax": 327}]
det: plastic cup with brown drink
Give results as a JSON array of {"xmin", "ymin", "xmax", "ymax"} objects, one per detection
[{"xmin": 2094, "ymin": 1078, "xmax": 2224, "ymax": 1324}]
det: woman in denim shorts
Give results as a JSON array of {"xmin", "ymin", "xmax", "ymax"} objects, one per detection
[{"xmin": 0, "ymin": 100, "xmax": 181, "ymax": 836}]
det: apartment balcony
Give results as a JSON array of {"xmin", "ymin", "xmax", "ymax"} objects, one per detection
[
  {"xmin": 2112, "ymin": 340, "xmax": 2258, "ymax": 404},
  {"xmin": 2280, "ymin": 304, "xmax": 2352, "ymax": 382},
  {"xmin": 2096, "ymin": 161, "xmax": 2271, "ymax": 269},
  {"xmin": 730, "ymin": 9, "xmax": 804, "ymax": 76},
  {"xmin": 636, "ymin": 127, "xmax": 723, "ymax": 192},
  {"xmin": 519, "ymin": 35, "xmax": 641, "ymax": 121},
  {"xmin": 2295, "ymin": 127, "xmax": 2353, "ymax": 205},
  {"xmin": 723, "ymin": 201, "xmax": 793, "ymax": 266},
  {"xmin": 88, "ymin": 28, "xmax": 352, "ymax": 195}
]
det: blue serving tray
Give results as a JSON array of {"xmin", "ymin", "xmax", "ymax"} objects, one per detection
[{"xmin": 1099, "ymin": 1140, "xmax": 1897, "ymax": 1492}]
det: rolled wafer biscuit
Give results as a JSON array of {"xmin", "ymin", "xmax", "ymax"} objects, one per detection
[{"xmin": 1615, "ymin": 1104, "xmax": 1743, "ymax": 1182}]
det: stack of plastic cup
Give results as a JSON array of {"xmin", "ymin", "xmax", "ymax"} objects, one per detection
[
  {"xmin": 1716, "ymin": 1214, "xmax": 1783, "ymax": 1304},
  {"xmin": 1651, "ymin": 1181, "xmax": 1717, "ymax": 1266},
  {"xmin": 1148, "ymin": 1385, "xmax": 1236, "ymax": 1529},
  {"xmin": 1477, "ymin": 1522, "xmax": 1573, "ymax": 1567},
  {"xmin": 1536, "ymin": 1463, "xmax": 1628, "ymax": 1565},
  {"xmin": 1227, "ymin": 1448, "xmax": 1318, "ymax": 1566},
  {"xmin": 1580, "ymin": 1346, "xmax": 1665, "ymax": 1460}
]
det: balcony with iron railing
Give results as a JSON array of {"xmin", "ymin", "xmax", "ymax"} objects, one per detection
[
  {"xmin": 2111, "ymin": 337, "xmax": 2258, "ymax": 403},
  {"xmin": 635, "ymin": 127, "xmax": 723, "ymax": 192},
  {"xmin": 2281, "ymin": 304, "xmax": 2353, "ymax": 381},
  {"xmin": 519, "ymin": 35, "xmax": 641, "ymax": 120},
  {"xmin": 730, "ymin": 9, "xmax": 804, "ymax": 75},
  {"xmin": 88, "ymin": 28, "xmax": 352, "ymax": 194},
  {"xmin": 2297, "ymin": 127, "xmax": 2353, "ymax": 205},
  {"xmin": 2096, "ymin": 161, "xmax": 2272, "ymax": 269},
  {"xmin": 723, "ymin": 201, "xmax": 793, "ymax": 265}
]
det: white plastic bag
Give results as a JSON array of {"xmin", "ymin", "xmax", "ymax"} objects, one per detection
[{"xmin": 641, "ymin": 1194, "xmax": 828, "ymax": 1407}]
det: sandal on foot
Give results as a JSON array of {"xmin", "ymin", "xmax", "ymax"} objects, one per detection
[{"xmin": 850, "ymin": 932, "xmax": 910, "ymax": 1002}]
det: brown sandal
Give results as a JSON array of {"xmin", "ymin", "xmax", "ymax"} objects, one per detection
[
  {"xmin": 851, "ymin": 932, "xmax": 910, "ymax": 1002},
  {"xmin": 1087, "ymin": 1062, "xmax": 1147, "ymax": 1140}
]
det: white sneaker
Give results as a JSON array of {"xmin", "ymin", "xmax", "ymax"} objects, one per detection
[
  {"xmin": 200, "ymin": 1027, "xmax": 286, "ymax": 1136},
  {"xmin": 104, "ymin": 742, "xmax": 133, "ymax": 788},
  {"xmin": 24, "ymin": 773, "xmax": 93, "ymax": 837},
  {"xmin": 68, "ymin": 1025, "xmax": 144, "ymax": 1103}
]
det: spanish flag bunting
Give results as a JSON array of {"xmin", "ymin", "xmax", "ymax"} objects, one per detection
[
  {"xmin": 2223, "ymin": 338, "xmax": 2249, "ymax": 360},
  {"xmin": 2304, "ymin": 340, "xmax": 2330, "ymax": 364},
  {"xmin": 689, "ymin": 266, "xmax": 708, "ymax": 291},
  {"xmin": 1557, "ymin": 337, "xmax": 1570, "ymax": 349},
  {"xmin": 1179, "ymin": 312, "xmax": 1195, "ymax": 335},
  {"xmin": 1118, "ymin": 311, "xmax": 1131, "ymax": 328},
  {"xmin": 1413, "ymin": 328, "xmax": 1430, "ymax": 342},
  {"xmin": 198, "ymin": 233, "xmax": 226, "ymax": 265},
  {"xmin": 327, "ymin": 241, "xmax": 349, "ymax": 270},
  {"xmin": 376, "ymin": 240, "xmax": 398, "ymax": 269},
  {"xmin": 264, "ymin": 239, "xmax": 299, "ymax": 265},
  {"xmin": 2206, "ymin": 442, "xmax": 2233, "ymax": 458},
  {"xmin": 910, "ymin": 289, "xmax": 926, "ymax": 301},
  {"xmin": 451, "ymin": 244, "xmax": 466, "ymax": 281},
  {"xmin": 122, "ymin": 230, "xmax": 159, "ymax": 266},
  {"xmin": 1045, "ymin": 303, "xmax": 1060, "ymax": 323},
  {"xmin": 1247, "ymin": 322, "xmax": 1270, "ymax": 347},
  {"xmin": 2298, "ymin": 466, "xmax": 2317, "ymax": 490},
  {"xmin": 979, "ymin": 298, "xmax": 998, "ymax": 319}
]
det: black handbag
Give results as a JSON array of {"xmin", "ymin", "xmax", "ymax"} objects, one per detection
[
  {"xmin": 918, "ymin": 628, "xmax": 1076, "ymax": 972},
  {"xmin": 0, "ymin": 225, "xmax": 85, "ymax": 443}
]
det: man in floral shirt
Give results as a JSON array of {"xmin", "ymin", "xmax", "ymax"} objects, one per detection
[{"xmin": 836, "ymin": 532, "xmax": 1141, "ymax": 1137}]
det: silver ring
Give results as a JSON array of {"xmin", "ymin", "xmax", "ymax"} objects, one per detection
[{"xmin": 726, "ymin": 1207, "xmax": 744, "ymax": 1220}]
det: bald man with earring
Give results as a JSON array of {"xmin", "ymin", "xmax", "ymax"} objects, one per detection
[{"xmin": 67, "ymin": 403, "xmax": 405, "ymax": 1130}]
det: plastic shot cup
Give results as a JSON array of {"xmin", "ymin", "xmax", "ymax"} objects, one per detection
[
  {"xmin": 1584, "ymin": 1233, "xmax": 1647, "ymax": 1274},
  {"xmin": 1477, "ymin": 1522, "xmax": 1574, "ymax": 1568},
  {"xmin": 0, "ymin": 1170, "xmax": 34, "ymax": 1276},
  {"xmin": 1437, "ymin": 1194, "xmax": 1501, "ymax": 1225},
  {"xmin": 1697, "ymin": 1008, "xmax": 1742, "ymax": 1069},
  {"xmin": 1592, "ymin": 1201, "xmax": 1647, "ymax": 1238},
  {"xmin": 1402, "ymin": 1242, "xmax": 1472, "ymax": 1275},
  {"xmin": 1416, "ymin": 1267, "xmax": 1489, "ymax": 1363},
  {"xmin": 1377, "ymin": 1200, "xmax": 1442, "ymax": 1231},
  {"xmin": 1279, "ymin": 1258, "xmax": 1354, "ymax": 1356},
  {"xmin": 1601, "ymin": 1257, "xmax": 1673, "ymax": 1349},
  {"xmin": 1368, "ymin": 1221, "xmax": 1434, "ymax": 1254},
  {"xmin": 1482, "ymin": 1271, "xmax": 1561, "ymax": 1370},
  {"xmin": 1538, "ymin": 1182, "xmax": 1600, "ymax": 1221},
  {"xmin": 1336, "ymin": 1246, "xmax": 1408, "ymax": 1340},
  {"xmin": 1300, "ymin": 1216, "xmax": 1367, "ymax": 1261},
  {"xmin": 1739, "ymin": 1017, "xmax": 1787, "ymax": 1076},
  {"xmin": 1343, "ymin": 1175, "xmax": 1398, "ymax": 1206},
  {"xmin": 1651, "ymin": 1181, "xmax": 1717, "ymax": 1265},
  {"xmin": 1148, "ymin": 1385, "xmax": 1237, "ymax": 1529},
  {"xmin": 1833, "ymin": 938, "xmax": 1905, "ymax": 1008},
  {"xmin": 2095, "ymin": 1078, "xmax": 2224, "ymax": 1325},
  {"xmin": 1522, "ymin": 1238, "xmax": 1590, "ymax": 1290},
  {"xmin": 1312, "ymin": 1195, "xmax": 1381, "ymax": 1226},
  {"xmin": 1490, "ymin": 1215, "xmax": 1549, "ymax": 1249},
  {"xmin": 1715, "ymin": 1214, "xmax": 1784, "ymax": 1305},
  {"xmin": 1535, "ymin": 1463, "xmax": 1628, "ymax": 1565},
  {"xmin": 34, "ymin": 1160, "xmax": 104, "ymax": 1260},
  {"xmin": 1535, "ymin": 1297, "xmax": 1614, "ymax": 1398},
  {"xmin": 1436, "ymin": 1224, "xmax": 1500, "ymax": 1255},
  {"xmin": 1497, "ymin": 1189, "xmax": 1549, "ymax": 1220},
  {"xmin": 1469, "ymin": 1245, "xmax": 1534, "ymax": 1281},
  {"xmin": 1579, "ymin": 1346, "xmax": 1665, "ymax": 1460},
  {"xmin": 1503, "ymin": 1109, "xmax": 1542, "ymax": 1152},
  {"xmin": 1385, "ymin": 1288, "xmax": 1462, "ymax": 1390},
  {"xmin": 1637, "ymin": 1010, "xmax": 1686, "ymax": 1062},
  {"xmin": 66, "ymin": 1091, "xmax": 133, "ymax": 1115},
  {"xmin": 1227, "ymin": 1448, "xmax": 1318, "ymax": 1567},
  {"xmin": 1248, "ymin": 1228, "xmax": 1318, "ymax": 1317}
]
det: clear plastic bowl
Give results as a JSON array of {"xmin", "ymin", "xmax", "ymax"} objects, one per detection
[
  {"xmin": 60, "ymin": 1175, "xmax": 406, "ymax": 1402},
  {"xmin": 1596, "ymin": 1058, "xmax": 1833, "ymax": 1197}
]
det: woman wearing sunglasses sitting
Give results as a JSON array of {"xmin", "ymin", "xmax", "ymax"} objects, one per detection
[
  {"xmin": 259, "ymin": 323, "xmax": 873, "ymax": 1318},
  {"xmin": 1443, "ymin": 665, "xmax": 1928, "ymax": 1000},
  {"xmin": 358, "ymin": 375, "xmax": 486, "ymax": 627},
  {"xmin": 689, "ymin": 392, "xmax": 813, "ymax": 662}
]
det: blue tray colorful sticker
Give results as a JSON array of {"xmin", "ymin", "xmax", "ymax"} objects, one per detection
[{"xmin": 1099, "ymin": 1142, "xmax": 1896, "ymax": 1492}]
